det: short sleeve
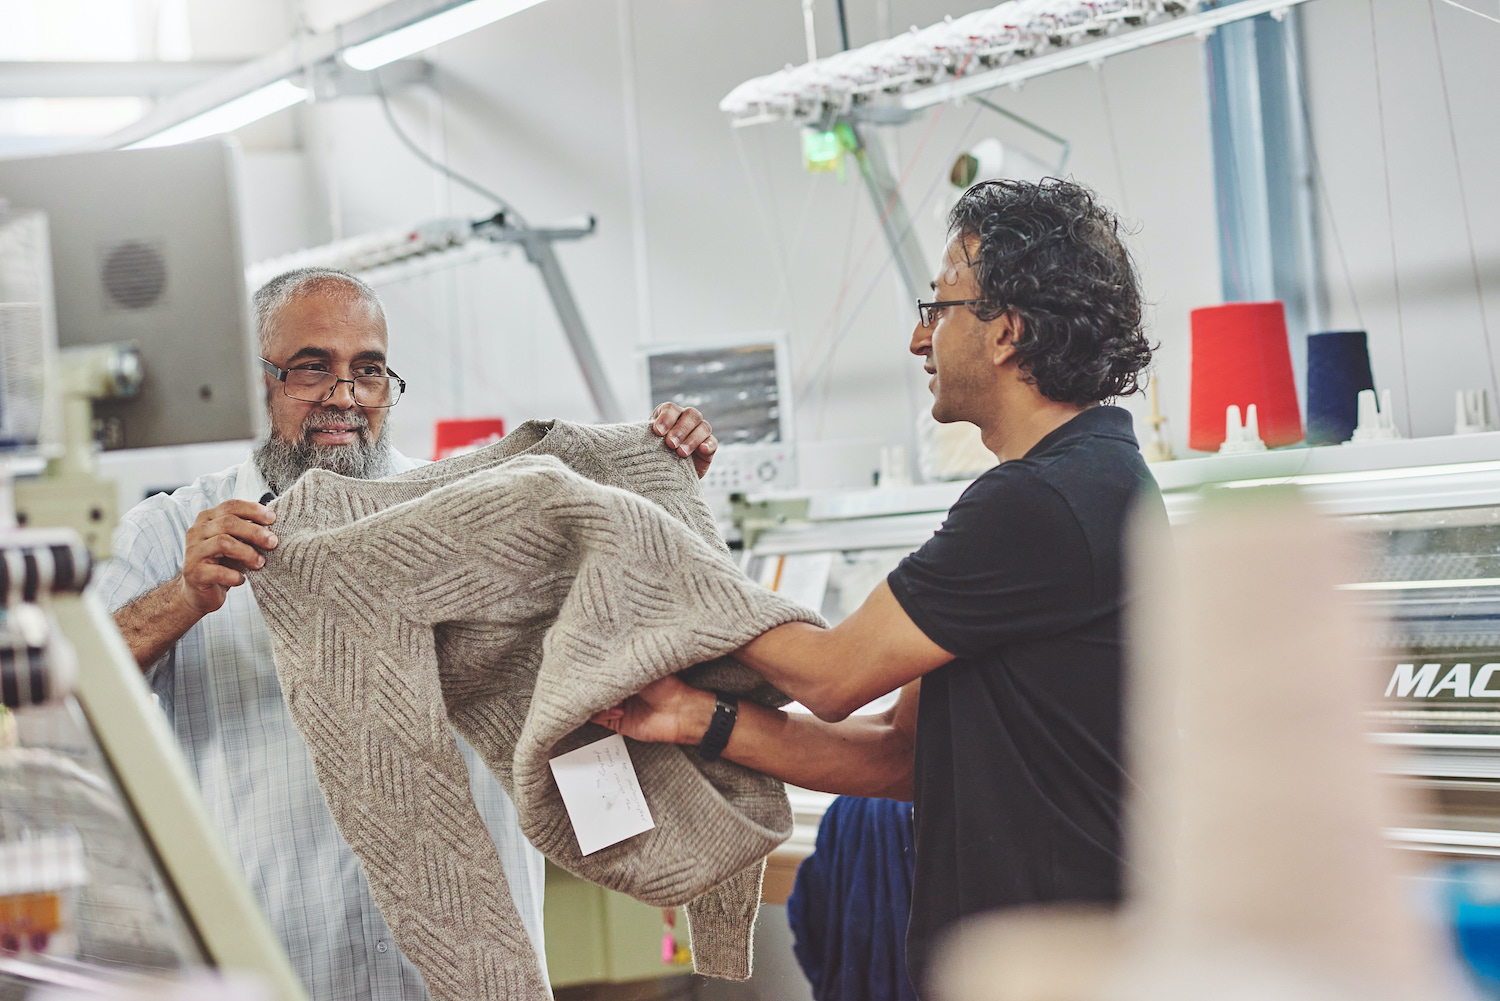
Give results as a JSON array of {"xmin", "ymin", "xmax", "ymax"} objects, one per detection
[
  {"xmin": 94, "ymin": 495, "xmax": 190, "ymax": 614},
  {"xmin": 887, "ymin": 465, "xmax": 1097, "ymax": 658},
  {"xmin": 92, "ymin": 495, "xmax": 194, "ymax": 691}
]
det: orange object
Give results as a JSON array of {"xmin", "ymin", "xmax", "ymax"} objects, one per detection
[
  {"xmin": 1189, "ymin": 302, "xmax": 1304, "ymax": 451},
  {"xmin": 0, "ymin": 892, "xmax": 61, "ymax": 950},
  {"xmin": 432, "ymin": 418, "xmax": 506, "ymax": 461}
]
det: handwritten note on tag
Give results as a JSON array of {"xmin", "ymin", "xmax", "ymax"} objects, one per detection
[{"xmin": 548, "ymin": 733, "xmax": 656, "ymax": 856}]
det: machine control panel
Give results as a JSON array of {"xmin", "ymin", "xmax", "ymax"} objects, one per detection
[{"xmin": 701, "ymin": 444, "xmax": 795, "ymax": 493}]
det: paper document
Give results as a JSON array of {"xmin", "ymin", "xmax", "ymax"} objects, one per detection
[
  {"xmin": 776, "ymin": 551, "xmax": 833, "ymax": 613},
  {"xmin": 548, "ymin": 733, "xmax": 656, "ymax": 855}
]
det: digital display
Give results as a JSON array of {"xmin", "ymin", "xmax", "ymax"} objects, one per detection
[{"xmin": 646, "ymin": 344, "xmax": 781, "ymax": 445}]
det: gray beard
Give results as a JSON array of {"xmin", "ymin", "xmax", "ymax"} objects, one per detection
[{"xmin": 254, "ymin": 420, "xmax": 394, "ymax": 496}]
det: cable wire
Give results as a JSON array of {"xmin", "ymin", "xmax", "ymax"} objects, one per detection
[
  {"xmin": 1437, "ymin": 0, "xmax": 1500, "ymax": 25},
  {"xmin": 1425, "ymin": 0, "xmax": 1498, "ymax": 405},
  {"xmin": 1366, "ymin": 0, "xmax": 1414, "ymax": 434},
  {"xmin": 1094, "ymin": 60, "xmax": 1131, "ymax": 218},
  {"xmin": 804, "ymin": 104, "xmax": 988, "ymax": 429},
  {"xmin": 792, "ymin": 46, "xmax": 981, "ymax": 405},
  {"xmin": 1278, "ymin": 21, "xmax": 1363, "ymax": 330},
  {"xmin": 373, "ymin": 69, "xmax": 528, "ymax": 228}
]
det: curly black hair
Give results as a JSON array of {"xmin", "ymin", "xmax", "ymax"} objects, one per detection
[{"xmin": 947, "ymin": 178, "xmax": 1152, "ymax": 405}]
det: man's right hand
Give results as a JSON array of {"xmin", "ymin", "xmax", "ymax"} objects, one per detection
[
  {"xmin": 116, "ymin": 498, "xmax": 278, "ymax": 671},
  {"xmin": 177, "ymin": 500, "xmax": 277, "ymax": 616},
  {"xmin": 592, "ymin": 674, "xmax": 715, "ymax": 745}
]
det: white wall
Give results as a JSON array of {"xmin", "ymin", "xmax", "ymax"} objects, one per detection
[{"xmin": 1300, "ymin": 0, "xmax": 1500, "ymax": 440}]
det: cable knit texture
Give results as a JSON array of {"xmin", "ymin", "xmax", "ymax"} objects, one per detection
[{"xmin": 248, "ymin": 420, "xmax": 821, "ymax": 1000}]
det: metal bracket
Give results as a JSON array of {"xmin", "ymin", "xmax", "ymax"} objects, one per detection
[
  {"xmin": 729, "ymin": 494, "xmax": 811, "ymax": 551},
  {"xmin": 843, "ymin": 121, "xmax": 930, "ymax": 306},
  {"xmin": 971, "ymin": 95, "xmax": 1072, "ymax": 175},
  {"xmin": 307, "ymin": 57, "xmax": 431, "ymax": 101},
  {"xmin": 471, "ymin": 214, "xmax": 624, "ymax": 423}
]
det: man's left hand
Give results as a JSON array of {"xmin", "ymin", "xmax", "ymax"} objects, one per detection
[{"xmin": 651, "ymin": 403, "xmax": 718, "ymax": 479}]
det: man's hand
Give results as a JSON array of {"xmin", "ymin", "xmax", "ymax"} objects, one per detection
[
  {"xmin": 592, "ymin": 674, "xmax": 715, "ymax": 745},
  {"xmin": 116, "ymin": 499, "xmax": 279, "ymax": 671},
  {"xmin": 651, "ymin": 403, "xmax": 718, "ymax": 479},
  {"xmin": 178, "ymin": 499, "xmax": 278, "ymax": 616},
  {"xmin": 595, "ymin": 674, "xmax": 921, "ymax": 800}
]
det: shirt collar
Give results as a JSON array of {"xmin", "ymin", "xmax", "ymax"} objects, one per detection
[{"xmin": 1024, "ymin": 405, "xmax": 1139, "ymax": 459}]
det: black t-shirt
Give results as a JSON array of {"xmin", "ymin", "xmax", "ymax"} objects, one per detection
[{"xmin": 887, "ymin": 405, "xmax": 1165, "ymax": 991}]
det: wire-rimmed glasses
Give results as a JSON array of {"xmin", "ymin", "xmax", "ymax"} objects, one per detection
[{"xmin": 258, "ymin": 357, "xmax": 406, "ymax": 408}]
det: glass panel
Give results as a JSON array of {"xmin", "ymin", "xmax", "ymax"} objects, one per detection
[
  {"xmin": 1345, "ymin": 506, "xmax": 1500, "ymax": 732},
  {"xmin": 0, "ymin": 695, "xmax": 204, "ymax": 992}
]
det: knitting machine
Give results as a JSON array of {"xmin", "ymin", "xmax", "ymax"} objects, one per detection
[
  {"xmin": 0, "ymin": 196, "xmax": 306, "ymax": 998},
  {"xmin": 721, "ymin": 0, "xmax": 1318, "ymax": 128},
  {"xmin": 718, "ymin": 0, "xmax": 1320, "ymax": 310},
  {"xmin": 737, "ymin": 430, "xmax": 1500, "ymax": 863}
]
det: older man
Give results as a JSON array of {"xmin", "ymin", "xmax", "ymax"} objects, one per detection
[{"xmin": 98, "ymin": 267, "xmax": 717, "ymax": 1001}]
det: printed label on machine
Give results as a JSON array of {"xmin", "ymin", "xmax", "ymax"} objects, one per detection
[
  {"xmin": 548, "ymin": 733, "xmax": 656, "ymax": 855},
  {"xmin": 1382, "ymin": 658, "xmax": 1500, "ymax": 702}
]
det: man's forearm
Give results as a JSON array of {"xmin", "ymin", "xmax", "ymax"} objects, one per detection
[
  {"xmin": 737, "ymin": 582, "xmax": 952, "ymax": 722},
  {"xmin": 676, "ymin": 687, "xmax": 915, "ymax": 800},
  {"xmin": 114, "ymin": 578, "xmax": 202, "ymax": 671}
]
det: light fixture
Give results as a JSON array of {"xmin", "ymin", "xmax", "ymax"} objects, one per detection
[
  {"xmin": 1215, "ymin": 458, "xmax": 1500, "ymax": 491},
  {"xmin": 127, "ymin": 79, "xmax": 307, "ymax": 149},
  {"xmin": 1338, "ymin": 578, "xmax": 1500, "ymax": 592},
  {"xmin": 342, "ymin": 0, "xmax": 549, "ymax": 71}
]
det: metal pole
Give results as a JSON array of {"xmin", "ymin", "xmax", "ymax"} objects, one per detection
[
  {"xmin": 521, "ymin": 234, "xmax": 625, "ymax": 423},
  {"xmin": 847, "ymin": 123, "xmax": 929, "ymax": 306}
]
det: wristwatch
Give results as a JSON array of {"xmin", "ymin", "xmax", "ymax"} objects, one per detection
[{"xmin": 697, "ymin": 691, "xmax": 739, "ymax": 762}]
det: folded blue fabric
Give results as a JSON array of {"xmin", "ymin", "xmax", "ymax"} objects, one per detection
[{"xmin": 786, "ymin": 796, "xmax": 918, "ymax": 1001}]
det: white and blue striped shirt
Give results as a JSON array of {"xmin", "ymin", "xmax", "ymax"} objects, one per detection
[{"xmin": 94, "ymin": 454, "xmax": 548, "ymax": 1001}]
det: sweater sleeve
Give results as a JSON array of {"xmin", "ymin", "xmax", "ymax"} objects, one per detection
[{"xmin": 685, "ymin": 861, "xmax": 767, "ymax": 980}]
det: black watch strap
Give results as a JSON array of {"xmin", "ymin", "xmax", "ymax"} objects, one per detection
[{"xmin": 697, "ymin": 691, "xmax": 739, "ymax": 762}]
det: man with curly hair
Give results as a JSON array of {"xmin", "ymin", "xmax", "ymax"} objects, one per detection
[{"xmin": 594, "ymin": 179, "xmax": 1166, "ymax": 995}]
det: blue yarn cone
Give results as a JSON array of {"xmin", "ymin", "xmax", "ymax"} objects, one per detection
[{"xmin": 1306, "ymin": 331, "xmax": 1375, "ymax": 445}]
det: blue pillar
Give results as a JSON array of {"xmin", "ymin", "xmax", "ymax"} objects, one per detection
[{"xmin": 1205, "ymin": 5, "xmax": 1323, "ymax": 404}]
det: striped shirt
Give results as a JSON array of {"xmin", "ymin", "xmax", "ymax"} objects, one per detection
[{"xmin": 94, "ymin": 454, "xmax": 548, "ymax": 1001}]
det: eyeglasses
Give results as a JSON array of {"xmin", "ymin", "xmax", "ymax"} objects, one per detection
[
  {"xmin": 916, "ymin": 298, "xmax": 985, "ymax": 328},
  {"xmin": 258, "ymin": 357, "xmax": 406, "ymax": 408}
]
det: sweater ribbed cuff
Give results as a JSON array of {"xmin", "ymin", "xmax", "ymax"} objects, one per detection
[{"xmin": 685, "ymin": 861, "xmax": 766, "ymax": 980}]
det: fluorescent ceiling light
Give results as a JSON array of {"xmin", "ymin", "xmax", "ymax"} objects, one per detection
[
  {"xmin": 1337, "ymin": 578, "xmax": 1500, "ymax": 592},
  {"xmin": 342, "ymin": 0, "xmax": 548, "ymax": 71},
  {"xmin": 1212, "ymin": 459, "xmax": 1500, "ymax": 491},
  {"xmin": 127, "ymin": 79, "xmax": 306, "ymax": 149}
]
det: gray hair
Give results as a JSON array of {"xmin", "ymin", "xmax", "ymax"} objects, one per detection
[{"xmin": 251, "ymin": 267, "xmax": 386, "ymax": 355}]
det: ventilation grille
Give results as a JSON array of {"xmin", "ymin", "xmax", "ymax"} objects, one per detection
[{"xmin": 100, "ymin": 240, "xmax": 167, "ymax": 310}]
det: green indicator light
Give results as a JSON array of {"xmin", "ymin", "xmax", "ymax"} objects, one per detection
[{"xmin": 802, "ymin": 128, "xmax": 842, "ymax": 170}]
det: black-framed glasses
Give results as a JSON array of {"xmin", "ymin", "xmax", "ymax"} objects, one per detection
[
  {"xmin": 916, "ymin": 297, "xmax": 985, "ymax": 328},
  {"xmin": 258, "ymin": 357, "xmax": 406, "ymax": 408}
]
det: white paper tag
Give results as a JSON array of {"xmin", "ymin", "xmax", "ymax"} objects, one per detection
[{"xmin": 548, "ymin": 733, "xmax": 656, "ymax": 856}]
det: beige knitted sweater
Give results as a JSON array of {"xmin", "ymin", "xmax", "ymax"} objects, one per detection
[{"xmin": 248, "ymin": 420, "xmax": 820, "ymax": 1000}]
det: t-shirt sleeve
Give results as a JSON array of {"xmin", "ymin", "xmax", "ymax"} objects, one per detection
[{"xmin": 887, "ymin": 465, "xmax": 1097, "ymax": 658}]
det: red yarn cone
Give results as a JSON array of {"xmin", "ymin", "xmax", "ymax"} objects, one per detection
[{"xmin": 1189, "ymin": 302, "xmax": 1303, "ymax": 451}]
